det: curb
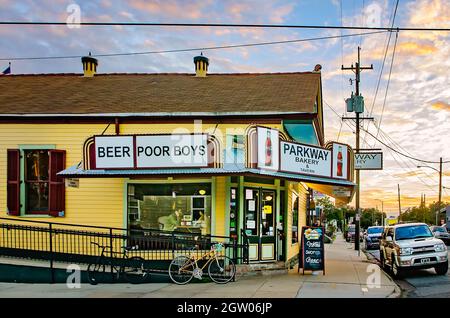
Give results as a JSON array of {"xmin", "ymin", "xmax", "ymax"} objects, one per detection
[{"xmin": 361, "ymin": 250, "xmax": 402, "ymax": 298}]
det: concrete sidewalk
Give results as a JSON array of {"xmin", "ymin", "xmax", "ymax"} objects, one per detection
[{"xmin": 0, "ymin": 236, "xmax": 400, "ymax": 298}]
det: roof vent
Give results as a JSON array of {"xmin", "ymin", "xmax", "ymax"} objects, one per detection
[
  {"xmin": 81, "ymin": 52, "xmax": 98, "ymax": 77},
  {"xmin": 194, "ymin": 52, "xmax": 209, "ymax": 77}
]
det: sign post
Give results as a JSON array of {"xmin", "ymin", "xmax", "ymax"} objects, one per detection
[{"xmin": 299, "ymin": 226, "xmax": 325, "ymax": 275}]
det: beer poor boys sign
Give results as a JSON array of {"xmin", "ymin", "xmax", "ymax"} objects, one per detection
[
  {"xmin": 94, "ymin": 134, "xmax": 208, "ymax": 169},
  {"xmin": 280, "ymin": 140, "xmax": 332, "ymax": 177}
]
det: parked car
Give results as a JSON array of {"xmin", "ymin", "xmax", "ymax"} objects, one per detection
[
  {"xmin": 364, "ymin": 226, "xmax": 384, "ymax": 250},
  {"xmin": 379, "ymin": 223, "xmax": 448, "ymax": 278},
  {"xmin": 345, "ymin": 224, "xmax": 363, "ymax": 242},
  {"xmin": 430, "ymin": 226, "xmax": 450, "ymax": 245}
]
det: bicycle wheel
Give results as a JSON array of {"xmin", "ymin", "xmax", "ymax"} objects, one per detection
[
  {"xmin": 168, "ymin": 255, "xmax": 194, "ymax": 285},
  {"xmin": 208, "ymin": 255, "xmax": 236, "ymax": 284},
  {"xmin": 87, "ymin": 261, "xmax": 107, "ymax": 285},
  {"xmin": 123, "ymin": 256, "xmax": 149, "ymax": 284}
]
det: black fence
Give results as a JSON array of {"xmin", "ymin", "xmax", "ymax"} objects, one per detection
[{"xmin": 0, "ymin": 217, "xmax": 249, "ymax": 278}]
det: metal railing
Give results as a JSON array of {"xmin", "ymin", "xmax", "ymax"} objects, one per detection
[{"xmin": 0, "ymin": 217, "xmax": 249, "ymax": 281}]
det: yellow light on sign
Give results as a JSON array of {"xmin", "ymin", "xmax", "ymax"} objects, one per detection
[
  {"xmin": 199, "ymin": 189, "xmax": 206, "ymax": 195},
  {"xmin": 263, "ymin": 205, "xmax": 272, "ymax": 214}
]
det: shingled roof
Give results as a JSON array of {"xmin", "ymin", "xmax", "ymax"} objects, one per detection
[{"xmin": 0, "ymin": 72, "xmax": 321, "ymax": 116}]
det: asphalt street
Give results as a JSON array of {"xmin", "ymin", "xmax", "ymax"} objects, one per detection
[{"xmin": 364, "ymin": 247, "xmax": 450, "ymax": 298}]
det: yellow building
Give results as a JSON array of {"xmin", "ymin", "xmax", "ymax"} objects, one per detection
[{"xmin": 0, "ymin": 54, "xmax": 355, "ymax": 270}]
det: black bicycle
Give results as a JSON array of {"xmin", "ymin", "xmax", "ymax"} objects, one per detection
[{"xmin": 87, "ymin": 242, "xmax": 150, "ymax": 285}]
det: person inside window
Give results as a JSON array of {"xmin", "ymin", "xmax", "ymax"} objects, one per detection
[{"xmin": 158, "ymin": 209, "xmax": 183, "ymax": 231}]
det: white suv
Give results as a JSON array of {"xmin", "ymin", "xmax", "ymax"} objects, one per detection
[{"xmin": 379, "ymin": 223, "xmax": 448, "ymax": 278}]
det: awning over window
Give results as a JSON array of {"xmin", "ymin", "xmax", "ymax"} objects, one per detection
[
  {"xmin": 304, "ymin": 182, "xmax": 355, "ymax": 206},
  {"xmin": 58, "ymin": 164, "xmax": 355, "ymax": 204}
]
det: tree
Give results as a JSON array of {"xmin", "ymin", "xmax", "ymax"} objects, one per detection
[
  {"xmin": 316, "ymin": 196, "xmax": 339, "ymax": 222},
  {"xmin": 401, "ymin": 201, "xmax": 449, "ymax": 225},
  {"xmin": 360, "ymin": 208, "xmax": 385, "ymax": 229}
]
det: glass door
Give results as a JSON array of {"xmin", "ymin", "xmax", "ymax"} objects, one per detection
[
  {"xmin": 244, "ymin": 188, "xmax": 260, "ymax": 261},
  {"xmin": 260, "ymin": 190, "xmax": 276, "ymax": 261},
  {"xmin": 244, "ymin": 188, "xmax": 276, "ymax": 262}
]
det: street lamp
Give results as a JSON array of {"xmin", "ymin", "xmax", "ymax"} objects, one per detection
[
  {"xmin": 375, "ymin": 199, "xmax": 384, "ymax": 226},
  {"xmin": 417, "ymin": 158, "xmax": 443, "ymax": 225}
]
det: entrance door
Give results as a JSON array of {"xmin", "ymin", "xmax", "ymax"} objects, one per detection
[{"xmin": 244, "ymin": 188, "xmax": 276, "ymax": 262}]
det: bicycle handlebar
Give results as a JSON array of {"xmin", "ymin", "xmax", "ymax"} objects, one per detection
[
  {"xmin": 90, "ymin": 242, "xmax": 111, "ymax": 249},
  {"xmin": 91, "ymin": 241, "xmax": 139, "ymax": 251}
]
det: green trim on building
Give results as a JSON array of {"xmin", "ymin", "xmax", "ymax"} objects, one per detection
[
  {"xmin": 275, "ymin": 179, "xmax": 281, "ymax": 261},
  {"xmin": 238, "ymin": 176, "xmax": 244, "ymax": 261},
  {"xmin": 123, "ymin": 178, "xmax": 129, "ymax": 232},
  {"xmin": 224, "ymin": 176, "xmax": 231, "ymax": 238}
]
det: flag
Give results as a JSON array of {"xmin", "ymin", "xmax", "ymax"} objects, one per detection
[{"xmin": 2, "ymin": 63, "xmax": 11, "ymax": 75}]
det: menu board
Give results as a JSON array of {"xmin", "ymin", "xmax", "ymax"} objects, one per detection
[{"xmin": 300, "ymin": 226, "xmax": 325, "ymax": 274}]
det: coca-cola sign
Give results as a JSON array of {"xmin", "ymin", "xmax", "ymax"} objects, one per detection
[
  {"xmin": 332, "ymin": 142, "xmax": 348, "ymax": 179},
  {"xmin": 257, "ymin": 127, "xmax": 279, "ymax": 171}
]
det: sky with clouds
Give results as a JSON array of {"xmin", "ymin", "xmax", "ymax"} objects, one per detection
[{"xmin": 0, "ymin": 0, "xmax": 449, "ymax": 216}]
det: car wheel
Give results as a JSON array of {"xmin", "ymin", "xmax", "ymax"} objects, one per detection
[
  {"xmin": 435, "ymin": 261, "xmax": 448, "ymax": 275},
  {"xmin": 391, "ymin": 254, "xmax": 403, "ymax": 279},
  {"xmin": 380, "ymin": 250, "xmax": 387, "ymax": 271}
]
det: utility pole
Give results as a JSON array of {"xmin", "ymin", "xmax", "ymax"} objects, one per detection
[
  {"xmin": 417, "ymin": 157, "xmax": 443, "ymax": 225},
  {"xmin": 438, "ymin": 157, "xmax": 442, "ymax": 225},
  {"xmin": 423, "ymin": 194, "xmax": 426, "ymax": 223},
  {"xmin": 398, "ymin": 184, "xmax": 401, "ymax": 221},
  {"xmin": 342, "ymin": 46, "xmax": 373, "ymax": 251},
  {"xmin": 375, "ymin": 199, "xmax": 384, "ymax": 226}
]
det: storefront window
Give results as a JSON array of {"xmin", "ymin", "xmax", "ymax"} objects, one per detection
[
  {"xmin": 292, "ymin": 194, "xmax": 299, "ymax": 244},
  {"xmin": 127, "ymin": 183, "xmax": 211, "ymax": 235}
]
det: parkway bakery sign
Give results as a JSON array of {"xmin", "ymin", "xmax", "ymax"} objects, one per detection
[
  {"xmin": 255, "ymin": 127, "xmax": 350, "ymax": 179},
  {"xmin": 94, "ymin": 134, "xmax": 208, "ymax": 169}
]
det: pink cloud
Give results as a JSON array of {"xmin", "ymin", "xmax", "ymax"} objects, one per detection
[
  {"xmin": 269, "ymin": 4, "xmax": 294, "ymax": 23},
  {"xmin": 129, "ymin": 0, "xmax": 211, "ymax": 20}
]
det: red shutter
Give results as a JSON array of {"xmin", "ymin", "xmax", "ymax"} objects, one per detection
[
  {"xmin": 48, "ymin": 150, "xmax": 66, "ymax": 217},
  {"xmin": 7, "ymin": 149, "xmax": 20, "ymax": 216}
]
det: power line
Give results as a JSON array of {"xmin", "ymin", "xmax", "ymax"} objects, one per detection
[
  {"xmin": 340, "ymin": 0, "xmax": 345, "ymax": 107},
  {"xmin": 362, "ymin": 0, "xmax": 399, "ymax": 146},
  {"xmin": 376, "ymin": 124, "xmax": 440, "ymax": 185},
  {"xmin": 374, "ymin": 30, "xmax": 399, "ymax": 143},
  {"xmin": 360, "ymin": 125, "xmax": 450, "ymax": 164},
  {"xmin": 359, "ymin": 0, "xmax": 365, "ymax": 47},
  {"xmin": 377, "ymin": 131, "xmax": 438, "ymax": 193},
  {"xmin": 324, "ymin": 100, "xmax": 450, "ymax": 164},
  {"xmin": 325, "ymin": 103, "xmax": 438, "ymax": 202},
  {"xmin": 0, "ymin": 30, "xmax": 387, "ymax": 61},
  {"xmin": 0, "ymin": 21, "xmax": 450, "ymax": 31},
  {"xmin": 328, "ymin": 107, "xmax": 440, "ymax": 192}
]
